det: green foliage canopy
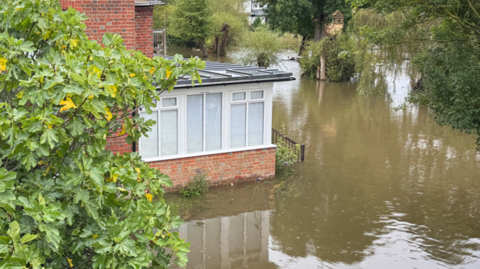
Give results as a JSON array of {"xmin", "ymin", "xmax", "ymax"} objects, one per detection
[
  {"xmin": 346, "ymin": 0, "xmax": 480, "ymax": 146},
  {"xmin": 0, "ymin": 0, "xmax": 205, "ymax": 267},
  {"xmin": 260, "ymin": 0, "xmax": 351, "ymax": 38},
  {"xmin": 169, "ymin": 0, "xmax": 213, "ymax": 46}
]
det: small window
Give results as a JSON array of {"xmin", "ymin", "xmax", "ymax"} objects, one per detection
[
  {"xmin": 162, "ymin": 97, "xmax": 177, "ymax": 107},
  {"xmin": 232, "ymin": 92, "xmax": 246, "ymax": 101},
  {"xmin": 251, "ymin": 91, "xmax": 264, "ymax": 99}
]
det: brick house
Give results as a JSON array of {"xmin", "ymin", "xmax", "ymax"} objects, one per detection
[{"xmin": 59, "ymin": 0, "xmax": 294, "ymax": 189}]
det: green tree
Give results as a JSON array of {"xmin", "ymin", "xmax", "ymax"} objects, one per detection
[
  {"xmin": 0, "ymin": 0, "xmax": 204, "ymax": 267},
  {"xmin": 346, "ymin": 0, "xmax": 480, "ymax": 146},
  {"xmin": 239, "ymin": 26, "xmax": 282, "ymax": 67},
  {"xmin": 261, "ymin": 0, "xmax": 351, "ymax": 53},
  {"xmin": 170, "ymin": 0, "xmax": 213, "ymax": 57}
]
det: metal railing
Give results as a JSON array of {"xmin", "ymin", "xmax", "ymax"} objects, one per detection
[
  {"xmin": 272, "ymin": 128, "xmax": 305, "ymax": 161},
  {"xmin": 153, "ymin": 29, "xmax": 167, "ymax": 55}
]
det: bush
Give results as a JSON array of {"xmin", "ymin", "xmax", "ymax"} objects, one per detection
[
  {"xmin": 0, "ymin": 0, "xmax": 205, "ymax": 268},
  {"xmin": 274, "ymin": 127, "xmax": 300, "ymax": 171},
  {"xmin": 180, "ymin": 172, "xmax": 209, "ymax": 197},
  {"xmin": 239, "ymin": 26, "xmax": 282, "ymax": 68},
  {"xmin": 300, "ymin": 34, "xmax": 355, "ymax": 82}
]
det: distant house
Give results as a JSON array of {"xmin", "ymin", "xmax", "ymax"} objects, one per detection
[
  {"xmin": 59, "ymin": 0, "xmax": 295, "ymax": 189},
  {"xmin": 245, "ymin": 0, "xmax": 268, "ymax": 24}
]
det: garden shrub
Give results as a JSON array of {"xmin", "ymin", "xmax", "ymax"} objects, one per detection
[
  {"xmin": 0, "ymin": 0, "xmax": 205, "ymax": 268},
  {"xmin": 180, "ymin": 172, "xmax": 209, "ymax": 197}
]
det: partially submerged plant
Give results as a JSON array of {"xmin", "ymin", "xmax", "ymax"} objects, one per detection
[{"xmin": 180, "ymin": 171, "xmax": 210, "ymax": 197}]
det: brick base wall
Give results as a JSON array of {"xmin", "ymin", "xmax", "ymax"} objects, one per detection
[{"xmin": 148, "ymin": 147, "xmax": 277, "ymax": 191}]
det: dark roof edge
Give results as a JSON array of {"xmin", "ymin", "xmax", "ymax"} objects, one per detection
[{"xmin": 157, "ymin": 77, "xmax": 296, "ymax": 90}]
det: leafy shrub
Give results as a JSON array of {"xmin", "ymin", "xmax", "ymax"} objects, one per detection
[
  {"xmin": 239, "ymin": 26, "xmax": 282, "ymax": 68},
  {"xmin": 180, "ymin": 172, "xmax": 210, "ymax": 197},
  {"xmin": 0, "ymin": 0, "xmax": 205, "ymax": 268},
  {"xmin": 274, "ymin": 127, "xmax": 300, "ymax": 171},
  {"xmin": 300, "ymin": 34, "xmax": 355, "ymax": 82}
]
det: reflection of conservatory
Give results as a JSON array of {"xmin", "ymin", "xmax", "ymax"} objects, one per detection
[
  {"xmin": 171, "ymin": 211, "xmax": 271, "ymax": 269},
  {"xmin": 140, "ymin": 60, "xmax": 294, "ymax": 188}
]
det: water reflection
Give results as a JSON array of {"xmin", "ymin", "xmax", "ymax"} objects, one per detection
[{"xmin": 166, "ymin": 49, "xmax": 480, "ymax": 268}]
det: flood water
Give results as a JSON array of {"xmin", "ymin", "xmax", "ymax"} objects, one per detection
[{"xmin": 166, "ymin": 48, "xmax": 480, "ymax": 268}]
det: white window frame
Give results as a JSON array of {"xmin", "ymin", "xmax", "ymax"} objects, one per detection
[
  {"xmin": 229, "ymin": 90, "xmax": 266, "ymax": 148},
  {"xmin": 139, "ymin": 84, "xmax": 275, "ymax": 162},
  {"xmin": 184, "ymin": 91, "xmax": 224, "ymax": 154},
  {"xmin": 139, "ymin": 96, "xmax": 180, "ymax": 159}
]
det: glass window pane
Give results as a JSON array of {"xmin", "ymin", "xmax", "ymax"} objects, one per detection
[
  {"xmin": 251, "ymin": 91, "xmax": 263, "ymax": 99},
  {"xmin": 232, "ymin": 92, "xmax": 246, "ymax": 101},
  {"xmin": 230, "ymin": 104, "xmax": 246, "ymax": 148},
  {"xmin": 161, "ymin": 110, "xmax": 178, "ymax": 156},
  {"xmin": 162, "ymin": 97, "xmax": 177, "ymax": 107},
  {"xmin": 140, "ymin": 112, "xmax": 158, "ymax": 158},
  {"xmin": 206, "ymin": 93, "xmax": 222, "ymax": 151},
  {"xmin": 248, "ymin": 102, "xmax": 264, "ymax": 146},
  {"xmin": 187, "ymin": 95, "xmax": 204, "ymax": 153}
]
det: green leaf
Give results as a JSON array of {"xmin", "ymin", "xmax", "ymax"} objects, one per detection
[
  {"xmin": 20, "ymin": 234, "xmax": 38, "ymax": 244},
  {"xmin": 7, "ymin": 221, "xmax": 20, "ymax": 241},
  {"xmin": 43, "ymin": 223, "xmax": 61, "ymax": 248},
  {"xmin": 39, "ymin": 128, "xmax": 58, "ymax": 149}
]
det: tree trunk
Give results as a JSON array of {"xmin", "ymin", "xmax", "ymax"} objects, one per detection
[
  {"xmin": 198, "ymin": 42, "xmax": 208, "ymax": 58},
  {"xmin": 218, "ymin": 23, "xmax": 230, "ymax": 56},
  {"xmin": 212, "ymin": 36, "xmax": 219, "ymax": 55},
  {"xmin": 298, "ymin": 35, "xmax": 308, "ymax": 56}
]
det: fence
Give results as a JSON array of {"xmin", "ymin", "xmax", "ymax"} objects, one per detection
[
  {"xmin": 153, "ymin": 29, "xmax": 167, "ymax": 55},
  {"xmin": 271, "ymin": 128, "xmax": 305, "ymax": 161}
]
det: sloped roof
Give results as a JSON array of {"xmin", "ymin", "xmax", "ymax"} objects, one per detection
[
  {"xmin": 134, "ymin": 0, "xmax": 164, "ymax": 6},
  {"xmin": 332, "ymin": 10, "xmax": 343, "ymax": 16},
  {"xmin": 157, "ymin": 56, "xmax": 295, "ymax": 89}
]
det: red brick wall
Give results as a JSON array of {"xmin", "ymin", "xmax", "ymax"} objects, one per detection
[
  {"xmin": 59, "ymin": 0, "xmax": 154, "ymax": 56},
  {"xmin": 135, "ymin": 6, "xmax": 154, "ymax": 58},
  {"xmin": 148, "ymin": 148, "xmax": 277, "ymax": 191}
]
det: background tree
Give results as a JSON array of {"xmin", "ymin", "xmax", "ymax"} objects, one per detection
[
  {"xmin": 346, "ymin": 0, "xmax": 480, "ymax": 146},
  {"xmin": 0, "ymin": 0, "xmax": 205, "ymax": 267},
  {"xmin": 169, "ymin": 0, "xmax": 213, "ymax": 57},
  {"xmin": 260, "ymin": 0, "xmax": 351, "ymax": 54}
]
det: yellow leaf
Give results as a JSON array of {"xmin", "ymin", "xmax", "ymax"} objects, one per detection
[
  {"xmin": 43, "ymin": 30, "xmax": 51, "ymax": 41},
  {"xmin": 106, "ymin": 176, "xmax": 113, "ymax": 182},
  {"xmin": 130, "ymin": 73, "xmax": 136, "ymax": 77},
  {"xmin": 104, "ymin": 107, "xmax": 113, "ymax": 121},
  {"xmin": 105, "ymin": 85, "xmax": 117, "ymax": 97},
  {"xmin": 38, "ymin": 160, "xmax": 44, "ymax": 165},
  {"xmin": 112, "ymin": 174, "xmax": 119, "ymax": 183},
  {"xmin": 70, "ymin": 38, "xmax": 78, "ymax": 47},
  {"xmin": 59, "ymin": 98, "xmax": 77, "ymax": 112},
  {"xmin": 145, "ymin": 193, "xmax": 153, "ymax": 202},
  {"xmin": 118, "ymin": 124, "xmax": 126, "ymax": 136},
  {"xmin": 92, "ymin": 66, "xmax": 102, "ymax": 79},
  {"xmin": 67, "ymin": 257, "xmax": 73, "ymax": 268},
  {"xmin": 92, "ymin": 234, "xmax": 99, "ymax": 239},
  {"xmin": 0, "ymin": 57, "xmax": 7, "ymax": 71},
  {"xmin": 16, "ymin": 91, "xmax": 24, "ymax": 99},
  {"xmin": 166, "ymin": 69, "xmax": 172, "ymax": 79},
  {"xmin": 135, "ymin": 168, "xmax": 141, "ymax": 174}
]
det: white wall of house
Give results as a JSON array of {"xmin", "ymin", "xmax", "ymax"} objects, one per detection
[{"xmin": 139, "ymin": 82, "xmax": 274, "ymax": 162}]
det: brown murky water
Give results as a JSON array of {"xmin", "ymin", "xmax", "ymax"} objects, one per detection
[{"xmin": 166, "ymin": 48, "xmax": 480, "ymax": 268}]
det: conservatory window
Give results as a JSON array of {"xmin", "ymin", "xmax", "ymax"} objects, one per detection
[
  {"xmin": 139, "ymin": 97, "xmax": 179, "ymax": 158},
  {"xmin": 230, "ymin": 90, "xmax": 265, "ymax": 148},
  {"xmin": 187, "ymin": 93, "xmax": 222, "ymax": 153}
]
